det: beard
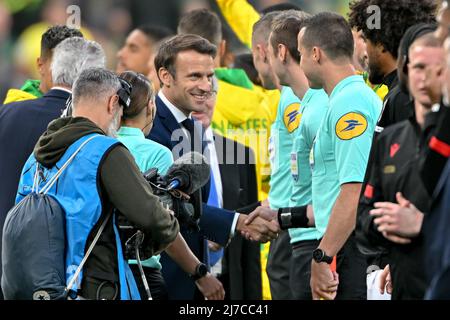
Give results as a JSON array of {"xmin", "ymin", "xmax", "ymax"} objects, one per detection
[
  {"xmin": 106, "ymin": 109, "xmax": 121, "ymax": 138},
  {"xmin": 368, "ymin": 60, "xmax": 385, "ymax": 84}
]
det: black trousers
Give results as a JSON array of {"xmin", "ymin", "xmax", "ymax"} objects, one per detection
[
  {"xmin": 290, "ymin": 239, "xmax": 320, "ymax": 300},
  {"xmin": 290, "ymin": 235, "xmax": 367, "ymax": 300},
  {"xmin": 335, "ymin": 235, "xmax": 367, "ymax": 300},
  {"xmin": 129, "ymin": 265, "xmax": 168, "ymax": 300},
  {"xmin": 266, "ymin": 230, "xmax": 293, "ymax": 299}
]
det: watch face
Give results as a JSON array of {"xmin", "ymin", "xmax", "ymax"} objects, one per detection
[
  {"xmin": 197, "ymin": 263, "xmax": 208, "ymax": 277},
  {"xmin": 312, "ymin": 249, "xmax": 324, "ymax": 262}
]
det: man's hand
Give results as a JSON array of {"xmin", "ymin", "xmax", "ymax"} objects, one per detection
[
  {"xmin": 244, "ymin": 206, "xmax": 278, "ymax": 225},
  {"xmin": 237, "ymin": 214, "xmax": 279, "ymax": 243},
  {"xmin": 195, "ymin": 273, "xmax": 225, "ymax": 300},
  {"xmin": 261, "ymin": 199, "xmax": 270, "ymax": 207},
  {"xmin": 370, "ymin": 192, "xmax": 424, "ymax": 240},
  {"xmin": 379, "ymin": 264, "xmax": 392, "ymax": 295},
  {"xmin": 380, "ymin": 231, "xmax": 412, "ymax": 244},
  {"xmin": 310, "ymin": 260, "xmax": 339, "ymax": 300}
]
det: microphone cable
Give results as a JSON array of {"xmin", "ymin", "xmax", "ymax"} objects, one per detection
[{"xmin": 134, "ymin": 231, "xmax": 153, "ymax": 300}]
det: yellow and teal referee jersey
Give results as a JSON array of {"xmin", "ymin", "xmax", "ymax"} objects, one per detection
[
  {"xmin": 288, "ymin": 89, "xmax": 329, "ymax": 244},
  {"xmin": 311, "ymin": 75, "xmax": 382, "ymax": 236},
  {"xmin": 268, "ymin": 86, "xmax": 301, "ymax": 209}
]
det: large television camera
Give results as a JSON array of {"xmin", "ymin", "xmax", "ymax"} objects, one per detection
[
  {"xmin": 118, "ymin": 152, "xmax": 210, "ymax": 261},
  {"xmin": 143, "ymin": 166, "xmax": 203, "ymax": 232}
]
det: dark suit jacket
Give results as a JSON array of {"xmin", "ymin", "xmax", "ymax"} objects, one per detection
[
  {"xmin": 0, "ymin": 89, "xmax": 69, "ymax": 283},
  {"xmin": 424, "ymin": 159, "xmax": 450, "ymax": 299},
  {"xmin": 148, "ymin": 95, "xmax": 235, "ymax": 299},
  {"xmin": 214, "ymin": 133, "xmax": 262, "ymax": 300}
]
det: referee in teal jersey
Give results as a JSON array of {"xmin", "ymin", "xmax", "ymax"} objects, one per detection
[{"xmin": 298, "ymin": 12, "xmax": 381, "ymax": 300}]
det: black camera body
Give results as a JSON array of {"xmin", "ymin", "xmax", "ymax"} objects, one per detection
[
  {"xmin": 118, "ymin": 167, "xmax": 202, "ymax": 260},
  {"xmin": 143, "ymin": 167, "xmax": 202, "ymax": 231}
]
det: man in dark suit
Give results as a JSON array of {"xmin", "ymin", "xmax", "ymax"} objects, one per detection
[
  {"xmin": 149, "ymin": 34, "xmax": 278, "ymax": 299},
  {"xmin": 0, "ymin": 36, "xmax": 106, "ymax": 297},
  {"xmin": 193, "ymin": 79, "xmax": 262, "ymax": 300},
  {"xmin": 215, "ymin": 136, "xmax": 262, "ymax": 300},
  {"xmin": 425, "ymin": 159, "xmax": 450, "ymax": 299}
]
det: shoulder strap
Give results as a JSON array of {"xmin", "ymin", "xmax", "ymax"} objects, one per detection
[
  {"xmin": 39, "ymin": 135, "xmax": 99, "ymax": 194},
  {"xmin": 64, "ymin": 211, "xmax": 112, "ymax": 297},
  {"xmin": 29, "ymin": 134, "xmax": 110, "ymax": 298}
]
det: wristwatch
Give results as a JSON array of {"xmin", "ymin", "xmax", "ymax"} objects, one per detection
[
  {"xmin": 312, "ymin": 248, "xmax": 333, "ymax": 264},
  {"xmin": 190, "ymin": 263, "xmax": 208, "ymax": 281}
]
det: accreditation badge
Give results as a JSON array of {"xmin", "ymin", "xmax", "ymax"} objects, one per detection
[
  {"xmin": 291, "ymin": 152, "xmax": 299, "ymax": 182},
  {"xmin": 309, "ymin": 139, "xmax": 316, "ymax": 170},
  {"xmin": 268, "ymin": 135, "xmax": 276, "ymax": 165}
]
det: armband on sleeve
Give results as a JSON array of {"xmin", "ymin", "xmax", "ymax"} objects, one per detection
[{"xmin": 277, "ymin": 206, "xmax": 308, "ymax": 229}]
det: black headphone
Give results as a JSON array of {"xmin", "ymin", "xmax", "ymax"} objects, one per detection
[{"xmin": 117, "ymin": 78, "xmax": 132, "ymax": 109}]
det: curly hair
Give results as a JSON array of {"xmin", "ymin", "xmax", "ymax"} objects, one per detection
[
  {"xmin": 348, "ymin": 0, "xmax": 437, "ymax": 58},
  {"xmin": 41, "ymin": 25, "xmax": 84, "ymax": 58}
]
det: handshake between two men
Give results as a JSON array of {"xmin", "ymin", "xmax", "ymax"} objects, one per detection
[
  {"xmin": 237, "ymin": 200, "xmax": 316, "ymax": 242},
  {"xmin": 236, "ymin": 200, "xmax": 280, "ymax": 243}
]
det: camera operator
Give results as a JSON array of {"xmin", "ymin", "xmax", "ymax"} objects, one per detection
[
  {"xmin": 117, "ymin": 71, "xmax": 224, "ymax": 300},
  {"xmin": 15, "ymin": 68, "xmax": 179, "ymax": 300}
]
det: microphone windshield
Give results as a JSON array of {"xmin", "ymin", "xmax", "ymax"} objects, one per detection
[{"xmin": 165, "ymin": 152, "xmax": 210, "ymax": 194}]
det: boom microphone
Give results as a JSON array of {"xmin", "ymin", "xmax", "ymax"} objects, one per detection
[{"xmin": 165, "ymin": 152, "xmax": 210, "ymax": 194}]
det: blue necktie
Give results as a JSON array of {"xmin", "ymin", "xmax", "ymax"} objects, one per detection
[
  {"xmin": 207, "ymin": 167, "xmax": 220, "ymax": 208},
  {"xmin": 207, "ymin": 145, "xmax": 224, "ymax": 267}
]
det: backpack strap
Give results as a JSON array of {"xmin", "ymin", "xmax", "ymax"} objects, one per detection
[
  {"xmin": 31, "ymin": 162, "xmax": 40, "ymax": 193},
  {"xmin": 31, "ymin": 134, "xmax": 111, "ymax": 298},
  {"xmin": 39, "ymin": 135, "xmax": 99, "ymax": 195}
]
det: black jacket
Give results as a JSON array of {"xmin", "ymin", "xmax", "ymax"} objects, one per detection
[
  {"xmin": 378, "ymin": 71, "xmax": 412, "ymax": 129},
  {"xmin": 356, "ymin": 72, "xmax": 412, "ymax": 261},
  {"xmin": 214, "ymin": 133, "xmax": 262, "ymax": 300},
  {"xmin": 420, "ymin": 104, "xmax": 450, "ymax": 195},
  {"xmin": 423, "ymin": 159, "xmax": 450, "ymax": 299},
  {"xmin": 358, "ymin": 110, "xmax": 438, "ymax": 299}
]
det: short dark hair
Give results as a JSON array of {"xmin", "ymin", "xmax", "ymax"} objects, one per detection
[
  {"xmin": 233, "ymin": 53, "xmax": 261, "ymax": 85},
  {"xmin": 397, "ymin": 23, "xmax": 436, "ymax": 93},
  {"xmin": 155, "ymin": 34, "xmax": 217, "ymax": 79},
  {"xmin": 119, "ymin": 71, "xmax": 153, "ymax": 119},
  {"xmin": 270, "ymin": 10, "xmax": 311, "ymax": 64},
  {"xmin": 41, "ymin": 25, "xmax": 84, "ymax": 59},
  {"xmin": 252, "ymin": 11, "xmax": 281, "ymax": 44},
  {"xmin": 301, "ymin": 12, "xmax": 354, "ymax": 61},
  {"xmin": 399, "ymin": 23, "xmax": 437, "ymax": 69},
  {"xmin": 261, "ymin": 3, "xmax": 302, "ymax": 15},
  {"xmin": 177, "ymin": 9, "xmax": 222, "ymax": 46},
  {"xmin": 136, "ymin": 24, "xmax": 174, "ymax": 44},
  {"xmin": 348, "ymin": 0, "xmax": 437, "ymax": 59}
]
